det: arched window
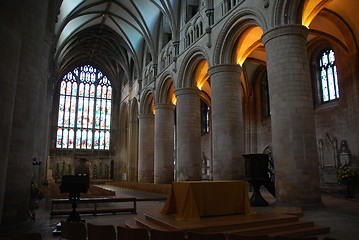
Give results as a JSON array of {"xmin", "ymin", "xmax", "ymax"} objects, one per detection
[
  {"xmin": 317, "ymin": 49, "xmax": 339, "ymax": 103},
  {"xmin": 261, "ymin": 75, "xmax": 270, "ymax": 119},
  {"xmin": 201, "ymin": 100, "xmax": 210, "ymax": 135},
  {"xmin": 56, "ymin": 65, "xmax": 112, "ymax": 150}
]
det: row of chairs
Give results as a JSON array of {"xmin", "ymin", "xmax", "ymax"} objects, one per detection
[{"xmin": 10, "ymin": 222, "xmax": 340, "ymax": 240}]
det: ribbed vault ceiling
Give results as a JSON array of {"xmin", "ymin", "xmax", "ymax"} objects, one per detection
[
  {"xmin": 54, "ymin": 0, "xmax": 359, "ymax": 88},
  {"xmin": 55, "ymin": 0, "xmax": 178, "ymax": 85}
]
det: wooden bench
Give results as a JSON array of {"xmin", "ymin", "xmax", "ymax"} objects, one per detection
[{"xmin": 50, "ymin": 197, "xmax": 137, "ymax": 217}]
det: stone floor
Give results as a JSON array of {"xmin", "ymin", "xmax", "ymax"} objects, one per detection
[{"xmin": 1, "ymin": 185, "xmax": 359, "ymax": 240}]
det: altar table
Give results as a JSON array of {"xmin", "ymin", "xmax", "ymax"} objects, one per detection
[{"xmin": 161, "ymin": 181, "xmax": 251, "ymax": 220}]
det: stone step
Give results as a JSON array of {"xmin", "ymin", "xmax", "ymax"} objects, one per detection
[
  {"xmin": 267, "ymin": 225, "xmax": 330, "ymax": 237},
  {"xmin": 127, "ymin": 210, "xmax": 330, "ymax": 239},
  {"xmin": 143, "ymin": 211, "xmax": 300, "ymax": 233},
  {"xmin": 126, "ymin": 218, "xmax": 145, "ymax": 229},
  {"xmin": 135, "ymin": 214, "xmax": 180, "ymax": 231},
  {"xmin": 222, "ymin": 220, "xmax": 315, "ymax": 235}
]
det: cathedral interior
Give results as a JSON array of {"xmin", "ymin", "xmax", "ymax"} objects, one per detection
[{"xmin": 0, "ymin": 0, "xmax": 359, "ymax": 238}]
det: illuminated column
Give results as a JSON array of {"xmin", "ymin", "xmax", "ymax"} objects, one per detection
[
  {"xmin": 174, "ymin": 88, "xmax": 202, "ymax": 181},
  {"xmin": 208, "ymin": 64, "xmax": 244, "ymax": 180},
  {"xmin": 262, "ymin": 25, "xmax": 321, "ymax": 204},
  {"xmin": 138, "ymin": 114, "xmax": 154, "ymax": 182},
  {"xmin": 154, "ymin": 103, "xmax": 175, "ymax": 183}
]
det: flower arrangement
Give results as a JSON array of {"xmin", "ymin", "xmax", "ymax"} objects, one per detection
[
  {"xmin": 30, "ymin": 181, "xmax": 44, "ymax": 209},
  {"xmin": 337, "ymin": 164, "xmax": 357, "ymax": 184},
  {"xmin": 31, "ymin": 181, "xmax": 44, "ymax": 200}
]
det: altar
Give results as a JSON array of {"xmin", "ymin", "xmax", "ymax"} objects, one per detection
[{"xmin": 161, "ymin": 181, "xmax": 251, "ymax": 221}]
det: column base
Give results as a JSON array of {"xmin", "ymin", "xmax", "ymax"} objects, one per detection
[{"xmin": 0, "ymin": 219, "xmax": 33, "ymax": 237}]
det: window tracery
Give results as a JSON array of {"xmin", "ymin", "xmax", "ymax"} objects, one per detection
[
  {"xmin": 56, "ymin": 65, "xmax": 112, "ymax": 150},
  {"xmin": 317, "ymin": 49, "xmax": 339, "ymax": 103}
]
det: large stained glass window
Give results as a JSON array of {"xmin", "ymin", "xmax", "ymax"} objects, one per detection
[
  {"xmin": 318, "ymin": 49, "xmax": 339, "ymax": 102},
  {"xmin": 56, "ymin": 65, "xmax": 112, "ymax": 150}
]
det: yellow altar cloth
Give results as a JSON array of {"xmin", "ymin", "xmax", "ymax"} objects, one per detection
[{"xmin": 161, "ymin": 181, "xmax": 252, "ymax": 221}]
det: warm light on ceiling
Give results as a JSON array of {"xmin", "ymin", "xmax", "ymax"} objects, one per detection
[
  {"xmin": 195, "ymin": 60, "xmax": 209, "ymax": 90},
  {"xmin": 302, "ymin": 0, "xmax": 330, "ymax": 27},
  {"xmin": 151, "ymin": 99, "xmax": 155, "ymax": 114},
  {"xmin": 171, "ymin": 94, "xmax": 177, "ymax": 105},
  {"xmin": 235, "ymin": 26, "xmax": 263, "ymax": 66}
]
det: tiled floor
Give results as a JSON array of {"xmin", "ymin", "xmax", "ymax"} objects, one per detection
[{"xmin": 1, "ymin": 186, "xmax": 359, "ymax": 240}]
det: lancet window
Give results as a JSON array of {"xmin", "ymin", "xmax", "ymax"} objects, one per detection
[{"xmin": 318, "ymin": 49, "xmax": 339, "ymax": 102}]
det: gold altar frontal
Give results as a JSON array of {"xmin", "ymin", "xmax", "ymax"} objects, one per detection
[
  {"xmin": 129, "ymin": 182, "xmax": 329, "ymax": 237},
  {"xmin": 161, "ymin": 181, "xmax": 252, "ymax": 221}
]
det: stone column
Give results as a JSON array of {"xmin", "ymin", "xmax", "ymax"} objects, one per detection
[
  {"xmin": 174, "ymin": 88, "xmax": 202, "ymax": 181},
  {"xmin": 1, "ymin": 0, "xmax": 51, "ymax": 227},
  {"xmin": 154, "ymin": 103, "xmax": 175, "ymax": 183},
  {"xmin": 262, "ymin": 25, "xmax": 321, "ymax": 204},
  {"xmin": 208, "ymin": 64, "xmax": 244, "ymax": 180},
  {"xmin": 128, "ymin": 118, "xmax": 139, "ymax": 182},
  {"xmin": 0, "ymin": 1, "xmax": 23, "ymax": 224},
  {"xmin": 138, "ymin": 114, "xmax": 154, "ymax": 182}
]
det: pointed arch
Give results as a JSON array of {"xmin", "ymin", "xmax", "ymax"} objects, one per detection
[{"xmin": 56, "ymin": 64, "xmax": 113, "ymax": 150}]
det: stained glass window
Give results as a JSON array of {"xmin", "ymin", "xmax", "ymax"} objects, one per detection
[
  {"xmin": 201, "ymin": 100, "xmax": 210, "ymax": 135},
  {"xmin": 318, "ymin": 49, "xmax": 339, "ymax": 102},
  {"xmin": 56, "ymin": 65, "xmax": 112, "ymax": 150}
]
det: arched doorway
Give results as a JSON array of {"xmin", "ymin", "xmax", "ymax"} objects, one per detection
[{"xmin": 75, "ymin": 158, "xmax": 90, "ymax": 178}]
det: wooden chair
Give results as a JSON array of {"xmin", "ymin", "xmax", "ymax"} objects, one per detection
[
  {"xmin": 274, "ymin": 236, "xmax": 318, "ymax": 240},
  {"xmin": 117, "ymin": 225, "xmax": 149, "ymax": 240},
  {"xmin": 87, "ymin": 223, "xmax": 116, "ymax": 240},
  {"xmin": 150, "ymin": 229, "xmax": 186, "ymax": 240},
  {"xmin": 187, "ymin": 231, "xmax": 226, "ymax": 240},
  {"xmin": 228, "ymin": 233, "xmax": 270, "ymax": 240},
  {"xmin": 60, "ymin": 221, "xmax": 87, "ymax": 240},
  {"xmin": 11, "ymin": 232, "xmax": 42, "ymax": 240}
]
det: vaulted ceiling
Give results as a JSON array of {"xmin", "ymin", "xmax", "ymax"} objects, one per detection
[
  {"xmin": 54, "ymin": 0, "xmax": 359, "ymax": 89},
  {"xmin": 54, "ymin": 0, "xmax": 179, "ymax": 85}
]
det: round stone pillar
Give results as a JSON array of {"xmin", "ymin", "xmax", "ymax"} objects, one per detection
[
  {"xmin": 154, "ymin": 103, "xmax": 175, "ymax": 183},
  {"xmin": 1, "ymin": 0, "xmax": 51, "ymax": 228},
  {"xmin": 127, "ymin": 118, "xmax": 139, "ymax": 182},
  {"xmin": 262, "ymin": 25, "xmax": 321, "ymax": 204},
  {"xmin": 174, "ymin": 88, "xmax": 202, "ymax": 181},
  {"xmin": 208, "ymin": 64, "xmax": 244, "ymax": 180},
  {"xmin": 138, "ymin": 114, "xmax": 154, "ymax": 182},
  {"xmin": 0, "ymin": 1, "xmax": 22, "ymax": 224}
]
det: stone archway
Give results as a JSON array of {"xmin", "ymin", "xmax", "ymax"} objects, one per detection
[{"xmin": 75, "ymin": 158, "xmax": 90, "ymax": 178}]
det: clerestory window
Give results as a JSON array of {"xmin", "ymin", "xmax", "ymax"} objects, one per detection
[
  {"xmin": 56, "ymin": 65, "xmax": 112, "ymax": 150},
  {"xmin": 317, "ymin": 49, "xmax": 339, "ymax": 103}
]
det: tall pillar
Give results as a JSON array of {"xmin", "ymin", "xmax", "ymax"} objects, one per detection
[
  {"xmin": 0, "ymin": 0, "xmax": 23, "ymax": 224},
  {"xmin": 128, "ymin": 118, "xmax": 139, "ymax": 182},
  {"xmin": 138, "ymin": 114, "xmax": 154, "ymax": 182},
  {"xmin": 154, "ymin": 103, "xmax": 175, "ymax": 183},
  {"xmin": 1, "ymin": 0, "xmax": 51, "ymax": 228},
  {"xmin": 262, "ymin": 25, "xmax": 321, "ymax": 204},
  {"xmin": 174, "ymin": 88, "xmax": 202, "ymax": 181},
  {"xmin": 208, "ymin": 64, "xmax": 244, "ymax": 180}
]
